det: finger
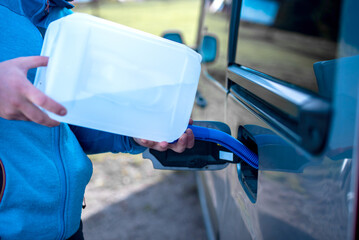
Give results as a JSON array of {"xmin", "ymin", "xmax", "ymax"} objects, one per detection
[
  {"xmin": 20, "ymin": 101, "xmax": 61, "ymax": 127},
  {"xmin": 149, "ymin": 141, "xmax": 168, "ymax": 151},
  {"xmin": 140, "ymin": 139, "xmax": 148, "ymax": 145},
  {"xmin": 170, "ymin": 134, "xmax": 187, "ymax": 153},
  {"xmin": 20, "ymin": 115, "xmax": 30, "ymax": 121},
  {"xmin": 138, "ymin": 139, "xmax": 166, "ymax": 151},
  {"xmin": 140, "ymin": 139, "xmax": 156, "ymax": 148},
  {"xmin": 1, "ymin": 110, "xmax": 28, "ymax": 121},
  {"xmin": 13, "ymin": 114, "xmax": 30, "ymax": 122},
  {"xmin": 189, "ymin": 118, "xmax": 193, "ymax": 125},
  {"xmin": 23, "ymin": 83, "xmax": 67, "ymax": 116},
  {"xmin": 158, "ymin": 141, "xmax": 169, "ymax": 151},
  {"xmin": 17, "ymin": 56, "xmax": 49, "ymax": 70},
  {"xmin": 186, "ymin": 128, "xmax": 195, "ymax": 148}
]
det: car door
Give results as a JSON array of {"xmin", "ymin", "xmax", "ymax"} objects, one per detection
[
  {"xmin": 144, "ymin": 0, "xmax": 359, "ymax": 239},
  {"xmin": 209, "ymin": 0, "xmax": 358, "ymax": 239}
]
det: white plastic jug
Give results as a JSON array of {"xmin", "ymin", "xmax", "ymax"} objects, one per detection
[{"xmin": 34, "ymin": 13, "xmax": 202, "ymax": 142}]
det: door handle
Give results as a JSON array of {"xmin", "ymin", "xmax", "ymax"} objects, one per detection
[{"xmin": 228, "ymin": 65, "xmax": 331, "ymax": 154}]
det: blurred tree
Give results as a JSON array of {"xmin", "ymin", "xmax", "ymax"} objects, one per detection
[{"xmin": 91, "ymin": 0, "xmax": 100, "ymax": 16}]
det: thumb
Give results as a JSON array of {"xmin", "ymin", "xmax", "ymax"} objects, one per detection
[{"xmin": 17, "ymin": 56, "xmax": 49, "ymax": 70}]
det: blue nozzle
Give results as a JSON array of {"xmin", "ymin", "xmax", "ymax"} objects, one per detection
[{"xmin": 188, "ymin": 125, "xmax": 258, "ymax": 169}]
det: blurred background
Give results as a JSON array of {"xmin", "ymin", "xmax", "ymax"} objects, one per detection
[
  {"xmin": 71, "ymin": 1, "xmax": 207, "ymax": 239},
  {"xmin": 74, "ymin": 0, "xmax": 200, "ymax": 46}
]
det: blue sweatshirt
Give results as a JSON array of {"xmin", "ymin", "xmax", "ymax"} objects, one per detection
[{"xmin": 0, "ymin": 1, "xmax": 146, "ymax": 239}]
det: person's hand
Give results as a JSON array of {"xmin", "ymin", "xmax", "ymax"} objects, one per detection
[
  {"xmin": 134, "ymin": 119, "xmax": 195, "ymax": 153},
  {"xmin": 0, "ymin": 56, "xmax": 67, "ymax": 127}
]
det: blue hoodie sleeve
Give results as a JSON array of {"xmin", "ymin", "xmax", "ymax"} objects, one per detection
[{"xmin": 69, "ymin": 125, "xmax": 147, "ymax": 155}]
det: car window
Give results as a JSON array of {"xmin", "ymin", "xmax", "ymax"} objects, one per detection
[
  {"xmin": 202, "ymin": 0, "xmax": 232, "ymax": 86},
  {"xmin": 235, "ymin": 0, "xmax": 342, "ymax": 93}
]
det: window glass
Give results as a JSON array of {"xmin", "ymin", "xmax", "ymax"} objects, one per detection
[
  {"xmin": 235, "ymin": 0, "xmax": 341, "ymax": 93},
  {"xmin": 202, "ymin": 0, "xmax": 232, "ymax": 86}
]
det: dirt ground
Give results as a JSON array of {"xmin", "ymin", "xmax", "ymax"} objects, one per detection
[{"xmin": 82, "ymin": 153, "xmax": 207, "ymax": 240}]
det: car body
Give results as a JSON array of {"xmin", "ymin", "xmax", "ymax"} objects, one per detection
[{"xmin": 144, "ymin": 0, "xmax": 359, "ymax": 239}]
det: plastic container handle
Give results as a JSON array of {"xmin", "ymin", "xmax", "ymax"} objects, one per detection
[{"xmin": 188, "ymin": 125, "xmax": 259, "ymax": 169}]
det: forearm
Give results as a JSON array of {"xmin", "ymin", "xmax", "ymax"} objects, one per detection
[{"xmin": 69, "ymin": 125, "xmax": 147, "ymax": 155}]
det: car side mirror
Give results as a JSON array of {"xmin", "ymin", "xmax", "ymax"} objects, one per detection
[
  {"xmin": 161, "ymin": 31, "xmax": 185, "ymax": 44},
  {"xmin": 161, "ymin": 31, "xmax": 218, "ymax": 63},
  {"xmin": 199, "ymin": 34, "xmax": 218, "ymax": 63}
]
